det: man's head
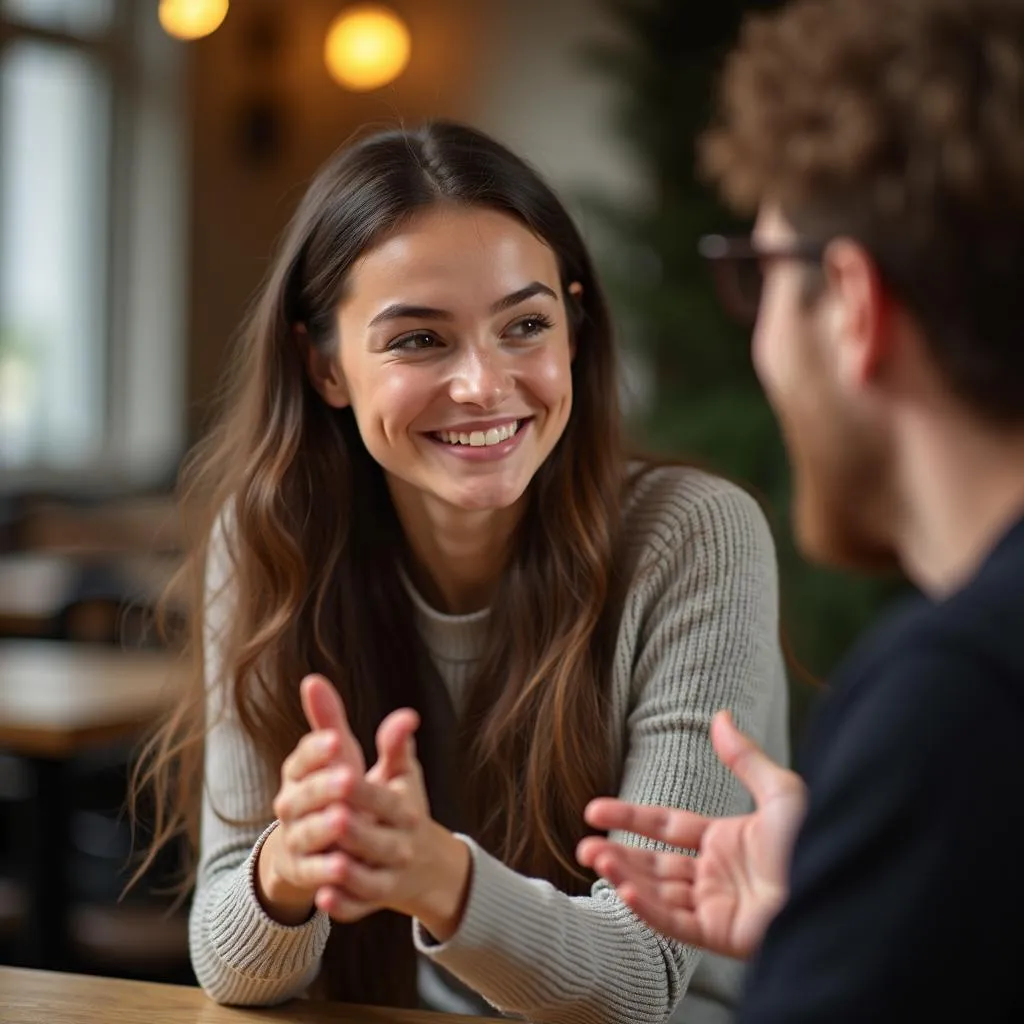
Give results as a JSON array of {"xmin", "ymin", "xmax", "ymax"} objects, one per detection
[{"xmin": 700, "ymin": 0, "xmax": 1024, "ymax": 569}]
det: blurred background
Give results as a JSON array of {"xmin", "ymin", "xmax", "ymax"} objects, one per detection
[{"xmin": 0, "ymin": 0, "xmax": 901, "ymax": 991}]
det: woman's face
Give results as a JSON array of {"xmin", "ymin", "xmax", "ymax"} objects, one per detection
[{"xmin": 311, "ymin": 204, "xmax": 577, "ymax": 514}]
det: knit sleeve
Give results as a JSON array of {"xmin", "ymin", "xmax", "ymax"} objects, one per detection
[
  {"xmin": 187, "ymin": 516, "xmax": 331, "ymax": 1005},
  {"xmin": 412, "ymin": 478, "xmax": 788, "ymax": 1024}
]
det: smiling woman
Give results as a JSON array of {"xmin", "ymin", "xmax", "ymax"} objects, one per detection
[
  {"xmin": 306, "ymin": 206, "xmax": 576, "ymax": 534},
  {"xmin": 129, "ymin": 121, "xmax": 789, "ymax": 1024}
]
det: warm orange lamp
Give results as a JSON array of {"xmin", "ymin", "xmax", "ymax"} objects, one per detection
[
  {"xmin": 158, "ymin": 0, "xmax": 229, "ymax": 41},
  {"xmin": 324, "ymin": 5, "xmax": 411, "ymax": 91}
]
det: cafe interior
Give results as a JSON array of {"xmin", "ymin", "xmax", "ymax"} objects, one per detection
[{"xmin": 0, "ymin": 0, "xmax": 703, "ymax": 1019}]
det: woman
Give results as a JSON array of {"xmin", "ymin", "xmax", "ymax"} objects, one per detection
[{"xmin": 133, "ymin": 121, "xmax": 789, "ymax": 1024}]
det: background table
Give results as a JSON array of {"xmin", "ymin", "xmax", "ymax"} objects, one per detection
[
  {"xmin": 0, "ymin": 554, "xmax": 80, "ymax": 637},
  {"xmin": 0, "ymin": 640, "xmax": 184, "ymax": 757},
  {"xmin": 0, "ymin": 642, "xmax": 186, "ymax": 969},
  {"xmin": 0, "ymin": 968, "xmax": 507, "ymax": 1022},
  {"xmin": 0, "ymin": 551, "xmax": 182, "ymax": 641}
]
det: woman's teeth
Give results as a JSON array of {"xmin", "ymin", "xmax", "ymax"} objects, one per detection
[{"xmin": 437, "ymin": 420, "xmax": 520, "ymax": 447}]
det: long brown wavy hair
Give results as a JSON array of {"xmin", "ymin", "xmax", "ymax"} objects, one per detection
[{"xmin": 131, "ymin": 121, "xmax": 629, "ymax": 1006}]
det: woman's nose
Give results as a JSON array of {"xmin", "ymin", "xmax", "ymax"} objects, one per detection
[{"xmin": 448, "ymin": 347, "xmax": 512, "ymax": 408}]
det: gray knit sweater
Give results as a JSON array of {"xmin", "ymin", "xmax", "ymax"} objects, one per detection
[{"xmin": 189, "ymin": 466, "xmax": 789, "ymax": 1024}]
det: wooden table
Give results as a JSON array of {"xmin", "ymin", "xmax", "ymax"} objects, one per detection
[
  {"xmin": 0, "ymin": 642, "xmax": 186, "ymax": 970},
  {"xmin": 0, "ymin": 640, "xmax": 185, "ymax": 757},
  {"xmin": 17, "ymin": 493, "xmax": 182, "ymax": 556},
  {"xmin": 0, "ymin": 968, "xmax": 505, "ymax": 1022}
]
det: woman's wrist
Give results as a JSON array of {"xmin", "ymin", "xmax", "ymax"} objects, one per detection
[
  {"xmin": 254, "ymin": 824, "xmax": 318, "ymax": 927},
  {"xmin": 408, "ymin": 823, "xmax": 473, "ymax": 943}
]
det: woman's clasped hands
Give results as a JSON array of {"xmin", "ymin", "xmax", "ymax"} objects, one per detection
[{"xmin": 255, "ymin": 675, "xmax": 471, "ymax": 941}]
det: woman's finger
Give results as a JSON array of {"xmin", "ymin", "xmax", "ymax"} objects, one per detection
[
  {"xmin": 337, "ymin": 773, "xmax": 417, "ymax": 828},
  {"xmin": 373, "ymin": 709, "xmax": 420, "ymax": 782},
  {"xmin": 301, "ymin": 675, "xmax": 367, "ymax": 774},
  {"xmin": 329, "ymin": 854, "xmax": 397, "ymax": 903},
  {"xmin": 314, "ymin": 885, "xmax": 377, "ymax": 924},
  {"xmin": 331, "ymin": 806, "xmax": 414, "ymax": 868},
  {"xmin": 283, "ymin": 806, "xmax": 350, "ymax": 857},
  {"xmin": 273, "ymin": 766, "xmax": 349, "ymax": 822},
  {"xmin": 285, "ymin": 850, "xmax": 351, "ymax": 892},
  {"xmin": 280, "ymin": 730, "xmax": 341, "ymax": 784}
]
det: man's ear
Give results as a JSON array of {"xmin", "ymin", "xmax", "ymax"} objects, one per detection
[
  {"xmin": 567, "ymin": 281, "xmax": 584, "ymax": 360},
  {"xmin": 821, "ymin": 239, "xmax": 891, "ymax": 389},
  {"xmin": 295, "ymin": 322, "xmax": 349, "ymax": 408}
]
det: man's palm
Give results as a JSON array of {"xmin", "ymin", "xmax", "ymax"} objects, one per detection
[
  {"xmin": 685, "ymin": 779, "xmax": 800, "ymax": 955},
  {"xmin": 578, "ymin": 710, "xmax": 806, "ymax": 960}
]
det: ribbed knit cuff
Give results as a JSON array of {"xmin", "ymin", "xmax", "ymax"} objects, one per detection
[
  {"xmin": 207, "ymin": 820, "xmax": 331, "ymax": 979},
  {"xmin": 412, "ymin": 834, "xmax": 509, "ymax": 956}
]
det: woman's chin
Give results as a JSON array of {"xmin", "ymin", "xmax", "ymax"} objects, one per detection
[
  {"xmin": 443, "ymin": 486, "xmax": 525, "ymax": 514},
  {"xmin": 433, "ymin": 472, "xmax": 531, "ymax": 514}
]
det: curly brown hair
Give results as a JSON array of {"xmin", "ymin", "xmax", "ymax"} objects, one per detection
[{"xmin": 700, "ymin": 0, "xmax": 1024, "ymax": 424}]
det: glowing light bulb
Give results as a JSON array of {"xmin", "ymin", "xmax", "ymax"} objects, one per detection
[
  {"xmin": 158, "ymin": 0, "xmax": 229, "ymax": 42},
  {"xmin": 324, "ymin": 5, "xmax": 411, "ymax": 91}
]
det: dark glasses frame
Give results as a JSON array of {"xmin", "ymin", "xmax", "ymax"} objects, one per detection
[{"xmin": 698, "ymin": 233, "xmax": 828, "ymax": 325}]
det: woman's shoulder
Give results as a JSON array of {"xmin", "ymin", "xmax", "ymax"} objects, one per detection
[{"xmin": 619, "ymin": 460, "xmax": 777, "ymax": 569}]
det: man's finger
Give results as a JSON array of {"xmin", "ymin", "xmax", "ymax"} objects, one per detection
[
  {"xmin": 578, "ymin": 838, "xmax": 698, "ymax": 886},
  {"xmin": 617, "ymin": 881, "xmax": 705, "ymax": 946},
  {"xmin": 584, "ymin": 798, "xmax": 710, "ymax": 850},
  {"xmin": 711, "ymin": 710, "xmax": 794, "ymax": 808}
]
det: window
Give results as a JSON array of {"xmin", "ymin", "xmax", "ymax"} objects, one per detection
[{"xmin": 0, "ymin": 0, "xmax": 186, "ymax": 483}]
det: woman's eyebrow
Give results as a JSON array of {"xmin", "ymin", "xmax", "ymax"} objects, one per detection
[{"xmin": 366, "ymin": 281, "xmax": 558, "ymax": 328}]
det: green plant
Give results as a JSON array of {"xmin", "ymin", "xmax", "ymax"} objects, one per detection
[{"xmin": 580, "ymin": 0, "xmax": 906, "ymax": 741}]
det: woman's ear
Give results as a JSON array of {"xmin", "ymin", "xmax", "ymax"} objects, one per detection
[
  {"xmin": 295, "ymin": 323, "xmax": 350, "ymax": 408},
  {"xmin": 567, "ymin": 281, "xmax": 584, "ymax": 360}
]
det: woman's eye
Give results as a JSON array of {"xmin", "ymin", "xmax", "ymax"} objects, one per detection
[
  {"xmin": 506, "ymin": 314, "xmax": 554, "ymax": 339},
  {"xmin": 388, "ymin": 332, "xmax": 439, "ymax": 351}
]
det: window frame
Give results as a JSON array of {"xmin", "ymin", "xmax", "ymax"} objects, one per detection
[{"xmin": 0, "ymin": 1, "xmax": 186, "ymax": 492}]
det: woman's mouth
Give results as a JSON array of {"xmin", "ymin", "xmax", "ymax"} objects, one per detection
[
  {"xmin": 426, "ymin": 418, "xmax": 532, "ymax": 460},
  {"xmin": 432, "ymin": 419, "xmax": 522, "ymax": 448}
]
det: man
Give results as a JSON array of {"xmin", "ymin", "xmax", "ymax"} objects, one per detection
[{"xmin": 577, "ymin": 0, "xmax": 1024, "ymax": 1020}]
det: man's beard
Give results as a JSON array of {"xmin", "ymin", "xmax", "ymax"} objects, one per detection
[{"xmin": 781, "ymin": 406, "xmax": 901, "ymax": 575}]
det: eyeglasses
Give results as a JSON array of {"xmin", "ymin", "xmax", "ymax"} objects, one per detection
[{"xmin": 698, "ymin": 234, "xmax": 827, "ymax": 325}]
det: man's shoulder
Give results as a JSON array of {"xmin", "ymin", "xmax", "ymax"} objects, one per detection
[
  {"xmin": 832, "ymin": 514, "xmax": 1024, "ymax": 714},
  {"xmin": 803, "ymin": 575, "xmax": 1024, "ymax": 784},
  {"xmin": 749, "ymin": 573, "xmax": 1024, "ymax": 1024}
]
